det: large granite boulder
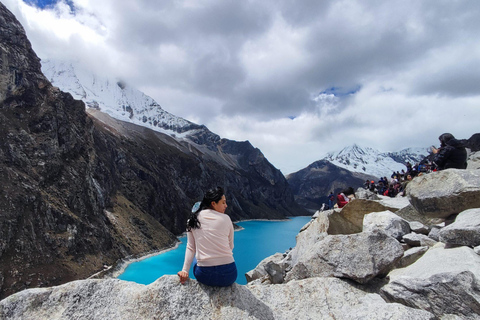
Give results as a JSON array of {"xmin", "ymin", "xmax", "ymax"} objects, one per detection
[
  {"xmin": 382, "ymin": 244, "xmax": 480, "ymax": 319},
  {"xmin": 363, "ymin": 211, "xmax": 411, "ymax": 240},
  {"xmin": 439, "ymin": 208, "xmax": 480, "ymax": 247},
  {"xmin": 0, "ymin": 276, "xmax": 435, "ymax": 320},
  {"xmin": 407, "ymin": 169, "xmax": 480, "ymax": 218},
  {"xmin": 285, "ymin": 230, "xmax": 404, "ymax": 284}
]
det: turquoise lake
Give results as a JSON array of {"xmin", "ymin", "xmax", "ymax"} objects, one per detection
[{"xmin": 118, "ymin": 216, "xmax": 312, "ymax": 285}]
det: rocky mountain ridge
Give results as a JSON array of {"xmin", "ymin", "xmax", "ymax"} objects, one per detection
[
  {"xmin": 324, "ymin": 144, "xmax": 429, "ymax": 178},
  {"xmin": 0, "ymin": 3, "xmax": 306, "ymax": 299}
]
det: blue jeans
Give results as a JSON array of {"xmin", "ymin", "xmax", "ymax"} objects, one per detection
[{"xmin": 193, "ymin": 262, "xmax": 237, "ymax": 287}]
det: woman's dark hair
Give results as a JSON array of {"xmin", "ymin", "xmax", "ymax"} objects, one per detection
[{"xmin": 186, "ymin": 187, "xmax": 225, "ymax": 231}]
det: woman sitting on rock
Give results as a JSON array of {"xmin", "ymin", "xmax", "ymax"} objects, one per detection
[{"xmin": 177, "ymin": 187, "xmax": 237, "ymax": 287}]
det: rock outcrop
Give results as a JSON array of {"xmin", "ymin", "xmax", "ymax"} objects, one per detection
[
  {"xmin": 0, "ymin": 275, "xmax": 435, "ymax": 320},
  {"xmin": 284, "ymin": 230, "xmax": 404, "ymax": 284},
  {"xmin": 406, "ymin": 169, "xmax": 480, "ymax": 218}
]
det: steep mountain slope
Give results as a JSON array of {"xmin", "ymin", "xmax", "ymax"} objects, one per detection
[
  {"xmin": 0, "ymin": 3, "xmax": 306, "ymax": 299},
  {"xmin": 286, "ymin": 160, "xmax": 376, "ymax": 211}
]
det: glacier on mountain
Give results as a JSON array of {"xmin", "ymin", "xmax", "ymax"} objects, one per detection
[{"xmin": 41, "ymin": 60, "xmax": 200, "ymax": 138}]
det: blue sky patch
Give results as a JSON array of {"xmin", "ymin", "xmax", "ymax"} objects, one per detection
[
  {"xmin": 23, "ymin": 0, "xmax": 75, "ymax": 11},
  {"xmin": 320, "ymin": 86, "xmax": 361, "ymax": 97}
]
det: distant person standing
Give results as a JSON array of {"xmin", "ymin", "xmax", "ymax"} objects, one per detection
[
  {"xmin": 177, "ymin": 187, "xmax": 237, "ymax": 287},
  {"xmin": 328, "ymin": 192, "xmax": 335, "ymax": 209},
  {"xmin": 431, "ymin": 133, "xmax": 467, "ymax": 170}
]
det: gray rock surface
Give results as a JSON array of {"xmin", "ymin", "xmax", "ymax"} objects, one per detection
[
  {"xmin": 355, "ymin": 188, "xmax": 380, "ymax": 200},
  {"xmin": 409, "ymin": 221, "xmax": 429, "ymax": 235},
  {"xmin": 286, "ymin": 213, "xmax": 329, "ymax": 266},
  {"xmin": 395, "ymin": 246, "xmax": 429, "ymax": 269},
  {"xmin": 403, "ymin": 233, "xmax": 438, "ymax": 247},
  {"xmin": 407, "ymin": 169, "xmax": 480, "ymax": 218},
  {"xmin": 0, "ymin": 276, "xmax": 435, "ymax": 320},
  {"xmin": 264, "ymin": 261, "xmax": 284, "ymax": 284},
  {"xmin": 439, "ymin": 208, "xmax": 480, "ymax": 247},
  {"xmin": 467, "ymin": 151, "xmax": 480, "ymax": 170},
  {"xmin": 285, "ymin": 230, "xmax": 404, "ymax": 284},
  {"xmin": 428, "ymin": 225, "xmax": 442, "ymax": 241},
  {"xmin": 363, "ymin": 211, "xmax": 411, "ymax": 240},
  {"xmin": 395, "ymin": 204, "xmax": 444, "ymax": 227},
  {"xmin": 376, "ymin": 195, "xmax": 410, "ymax": 211},
  {"xmin": 382, "ymin": 245, "xmax": 480, "ymax": 318},
  {"xmin": 245, "ymin": 252, "xmax": 285, "ymax": 283}
]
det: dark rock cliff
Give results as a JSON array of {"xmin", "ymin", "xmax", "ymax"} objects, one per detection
[
  {"xmin": 0, "ymin": 3, "xmax": 306, "ymax": 299},
  {"xmin": 464, "ymin": 133, "xmax": 480, "ymax": 152}
]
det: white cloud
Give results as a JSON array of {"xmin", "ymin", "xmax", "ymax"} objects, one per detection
[
  {"xmin": 240, "ymin": 14, "xmax": 308, "ymax": 83},
  {"xmin": 3, "ymin": 0, "xmax": 480, "ymax": 174}
]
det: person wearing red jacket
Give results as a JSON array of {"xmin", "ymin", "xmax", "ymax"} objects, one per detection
[{"xmin": 336, "ymin": 192, "xmax": 349, "ymax": 208}]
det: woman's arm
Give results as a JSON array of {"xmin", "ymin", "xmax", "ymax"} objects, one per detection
[
  {"xmin": 178, "ymin": 232, "xmax": 195, "ymax": 284},
  {"xmin": 229, "ymin": 223, "xmax": 234, "ymax": 250}
]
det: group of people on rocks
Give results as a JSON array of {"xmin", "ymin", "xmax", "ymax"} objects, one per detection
[
  {"xmin": 323, "ymin": 133, "xmax": 468, "ymax": 209},
  {"xmin": 363, "ymin": 172, "xmax": 413, "ymax": 198}
]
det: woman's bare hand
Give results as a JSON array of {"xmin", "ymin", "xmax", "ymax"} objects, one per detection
[{"xmin": 177, "ymin": 271, "xmax": 189, "ymax": 284}]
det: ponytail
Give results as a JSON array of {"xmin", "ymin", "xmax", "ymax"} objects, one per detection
[{"xmin": 186, "ymin": 187, "xmax": 225, "ymax": 231}]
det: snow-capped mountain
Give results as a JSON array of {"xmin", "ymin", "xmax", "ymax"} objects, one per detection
[
  {"xmin": 41, "ymin": 60, "xmax": 202, "ymax": 138},
  {"xmin": 324, "ymin": 144, "xmax": 429, "ymax": 178}
]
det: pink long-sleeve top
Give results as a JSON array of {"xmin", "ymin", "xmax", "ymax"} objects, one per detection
[{"xmin": 181, "ymin": 209, "xmax": 235, "ymax": 273}]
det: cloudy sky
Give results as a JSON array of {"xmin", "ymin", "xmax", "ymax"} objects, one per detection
[{"xmin": 3, "ymin": 0, "xmax": 480, "ymax": 174}]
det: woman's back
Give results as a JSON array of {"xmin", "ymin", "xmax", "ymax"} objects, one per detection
[{"xmin": 191, "ymin": 209, "xmax": 234, "ymax": 266}]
